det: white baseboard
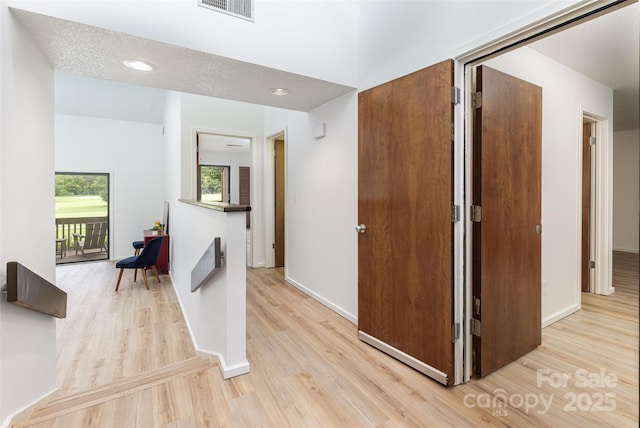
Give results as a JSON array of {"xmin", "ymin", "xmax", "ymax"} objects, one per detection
[
  {"xmin": 285, "ymin": 275, "xmax": 358, "ymax": 325},
  {"xmin": 197, "ymin": 350, "xmax": 250, "ymax": 379},
  {"xmin": 542, "ymin": 303, "xmax": 580, "ymax": 328},
  {"xmin": 168, "ymin": 272, "xmax": 200, "ymax": 353},
  {"xmin": 169, "ymin": 274, "xmax": 250, "ymax": 380},
  {"xmin": 2, "ymin": 387, "xmax": 58, "ymax": 428}
]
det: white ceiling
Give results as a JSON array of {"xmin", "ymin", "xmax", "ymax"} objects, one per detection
[
  {"xmin": 12, "ymin": 4, "xmax": 640, "ymax": 131},
  {"xmin": 12, "ymin": 9, "xmax": 354, "ymax": 113},
  {"xmin": 529, "ymin": 3, "xmax": 639, "ymax": 131}
]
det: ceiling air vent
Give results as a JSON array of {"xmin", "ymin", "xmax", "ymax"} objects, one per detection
[{"xmin": 198, "ymin": 0, "xmax": 254, "ymax": 22}]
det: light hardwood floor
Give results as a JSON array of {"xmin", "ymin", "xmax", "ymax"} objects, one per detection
[{"xmin": 15, "ymin": 252, "xmax": 639, "ymax": 427}]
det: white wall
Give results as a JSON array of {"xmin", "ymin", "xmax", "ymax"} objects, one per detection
[
  {"xmin": 179, "ymin": 93, "xmax": 265, "ymax": 265},
  {"xmin": 264, "ymin": 91, "xmax": 359, "ymax": 322},
  {"xmin": 162, "ymin": 92, "xmax": 258, "ymax": 377},
  {"xmin": 169, "ymin": 202, "xmax": 249, "ymax": 378},
  {"xmin": 357, "ymin": 0, "xmax": 583, "ymax": 90},
  {"xmin": 0, "ymin": 3, "xmax": 57, "ymax": 424},
  {"xmin": 484, "ymin": 47, "xmax": 613, "ymax": 325},
  {"xmin": 55, "ymin": 115, "xmax": 165, "ymax": 259},
  {"xmin": 613, "ymin": 129, "xmax": 639, "ymax": 253}
]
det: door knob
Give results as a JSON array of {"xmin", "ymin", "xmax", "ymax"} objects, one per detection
[{"xmin": 355, "ymin": 224, "xmax": 367, "ymax": 234}]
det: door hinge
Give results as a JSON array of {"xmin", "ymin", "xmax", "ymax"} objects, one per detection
[
  {"xmin": 451, "ymin": 122, "xmax": 455, "ymax": 141},
  {"xmin": 470, "ymin": 205, "xmax": 482, "ymax": 222},
  {"xmin": 590, "ymin": 260, "xmax": 595, "ymax": 269},
  {"xmin": 451, "ymin": 205, "xmax": 461, "ymax": 223},
  {"xmin": 589, "ymin": 136, "xmax": 596, "ymax": 146},
  {"xmin": 452, "ymin": 86, "xmax": 461, "ymax": 105},
  {"xmin": 470, "ymin": 318, "xmax": 482, "ymax": 337},
  {"xmin": 272, "ymin": 243, "xmax": 276, "ymax": 249},
  {"xmin": 474, "ymin": 297, "xmax": 481, "ymax": 316},
  {"xmin": 472, "ymin": 91, "xmax": 482, "ymax": 108},
  {"xmin": 451, "ymin": 323, "xmax": 461, "ymax": 343}
]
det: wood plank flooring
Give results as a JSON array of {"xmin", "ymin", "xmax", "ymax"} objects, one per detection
[{"xmin": 15, "ymin": 252, "xmax": 638, "ymax": 427}]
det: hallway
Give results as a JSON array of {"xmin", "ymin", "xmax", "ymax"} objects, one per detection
[{"xmin": 13, "ymin": 254, "xmax": 639, "ymax": 426}]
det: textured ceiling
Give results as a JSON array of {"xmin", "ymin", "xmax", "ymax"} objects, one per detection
[
  {"xmin": 13, "ymin": 9, "xmax": 355, "ymax": 113},
  {"xmin": 12, "ymin": 4, "xmax": 639, "ymax": 130},
  {"xmin": 530, "ymin": 3, "xmax": 639, "ymax": 131}
]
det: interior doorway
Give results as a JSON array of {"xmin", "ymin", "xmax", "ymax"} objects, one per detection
[
  {"xmin": 196, "ymin": 131, "xmax": 254, "ymax": 266},
  {"xmin": 265, "ymin": 131, "xmax": 286, "ymax": 270},
  {"xmin": 274, "ymin": 138, "xmax": 285, "ymax": 268}
]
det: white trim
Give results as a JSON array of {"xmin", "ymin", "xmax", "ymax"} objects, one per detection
[
  {"xmin": 593, "ymin": 118, "xmax": 614, "ymax": 295},
  {"xmin": 191, "ymin": 127, "xmax": 258, "ymax": 269},
  {"xmin": 169, "ymin": 274, "xmax": 250, "ymax": 380},
  {"xmin": 454, "ymin": 0, "xmax": 634, "ymax": 64},
  {"xmin": 197, "ymin": 350, "xmax": 250, "ymax": 379},
  {"xmin": 2, "ymin": 387, "xmax": 59, "ymax": 428},
  {"xmin": 542, "ymin": 303, "xmax": 580, "ymax": 328},
  {"xmin": 358, "ymin": 331, "xmax": 448, "ymax": 385},
  {"xmin": 285, "ymin": 274, "xmax": 357, "ymax": 325}
]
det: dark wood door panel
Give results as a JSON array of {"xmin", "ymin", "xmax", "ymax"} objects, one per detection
[
  {"xmin": 473, "ymin": 65, "xmax": 542, "ymax": 377},
  {"xmin": 358, "ymin": 60, "xmax": 454, "ymax": 380}
]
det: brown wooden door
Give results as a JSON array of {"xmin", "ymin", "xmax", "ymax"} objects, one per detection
[
  {"xmin": 581, "ymin": 122, "xmax": 591, "ymax": 292},
  {"xmin": 473, "ymin": 65, "xmax": 542, "ymax": 377},
  {"xmin": 275, "ymin": 139, "xmax": 285, "ymax": 268},
  {"xmin": 239, "ymin": 166, "xmax": 251, "ymax": 228},
  {"xmin": 358, "ymin": 60, "xmax": 454, "ymax": 384}
]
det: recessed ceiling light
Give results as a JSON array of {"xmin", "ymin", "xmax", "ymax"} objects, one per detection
[
  {"xmin": 270, "ymin": 88, "xmax": 290, "ymax": 96},
  {"xmin": 123, "ymin": 59, "xmax": 156, "ymax": 71}
]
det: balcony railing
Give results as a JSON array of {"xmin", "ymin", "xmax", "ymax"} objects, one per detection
[{"xmin": 55, "ymin": 216, "xmax": 109, "ymax": 262}]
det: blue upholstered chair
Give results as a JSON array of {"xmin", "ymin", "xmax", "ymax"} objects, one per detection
[
  {"xmin": 132, "ymin": 240, "xmax": 144, "ymax": 255},
  {"xmin": 115, "ymin": 236, "xmax": 165, "ymax": 291}
]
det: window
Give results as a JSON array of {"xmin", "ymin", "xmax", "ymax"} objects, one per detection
[
  {"xmin": 199, "ymin": 165, "xmax": 230, "ymax": 203},
  {"xmin": 55, "ymin": 172, "xmax": 109, "ymax": 263}
]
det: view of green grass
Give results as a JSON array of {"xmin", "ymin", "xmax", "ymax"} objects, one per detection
[
  {"xmin": 201, "ymin": 193, "xmax": 223, "ymax": 203},
  {"xmin": 55, "ymin": 195, "xmax": 107, "ymax": 218}
]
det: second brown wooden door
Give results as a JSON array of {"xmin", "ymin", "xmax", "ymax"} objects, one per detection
[{"xmin": 472, "ymin": 65, "xmax": 542, "ymax": 377}]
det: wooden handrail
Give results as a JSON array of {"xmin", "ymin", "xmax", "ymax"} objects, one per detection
[{"xmin": 4, "ymin": 261, "xmax": 67, "ymax": 318}]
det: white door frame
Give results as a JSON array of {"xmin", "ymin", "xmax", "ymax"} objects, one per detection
[
  {"xmin": 455, "ymin": 0, "xmax": 626, "ymax": 384},
  {"xmin": 581, "ymin": 112, "xmax": 614, "ymax": 296}
]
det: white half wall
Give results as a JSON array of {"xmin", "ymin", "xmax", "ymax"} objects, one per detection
[
  {"xmin": 0, "ymin": 4, "xmax": 57, "ymax": 425},
  {"xmin": 162, "ymin": 93, "xmax": 261, "ymax": 377},
  {"xmin": 483, "ymin": 47, "xmax": 613, "ymax": 325},
  {"xmin": 169, "ymin": 202, "xmax": 249, "ymax": 378},
  {"xmin": 55, "ymin": 115, "xmax": 165, "ymax": 260},
  {"xmin": 613, "ymin": 129, "xmax": 639, "ymax": 253}
]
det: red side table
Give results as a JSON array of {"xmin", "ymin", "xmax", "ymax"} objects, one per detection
[{"xmin": 144, "ymin": 230, "xmax": 169, "ymax": 274}]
